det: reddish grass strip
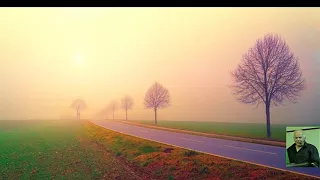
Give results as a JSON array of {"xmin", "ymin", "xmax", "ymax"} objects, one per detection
[{"xmin": 85, "ymin": 121, "xmax": 317, "ymax": 180}]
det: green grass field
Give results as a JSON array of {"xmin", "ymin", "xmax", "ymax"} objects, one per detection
[
  {"xmin": 0, "ymin": 120, "xmax": 137, "ymax": 179},
  {"xmin": 130, "ymin": 120, "xmax": 287, "ymax": 141}
]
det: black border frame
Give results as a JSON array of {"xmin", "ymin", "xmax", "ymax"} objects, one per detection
[
  {"xmin": 1, "ymin": 1, "xmax": 320, "ymax": 7},
  {"xmin": 286, "ymin": 127, "xmax": 320, "ymax": 133}
]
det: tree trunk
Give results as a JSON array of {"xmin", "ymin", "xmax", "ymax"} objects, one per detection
[
  {"xmin": 154, "ymin": 108, "xmax": 157, "ymax": 125},
  {"xmin": 126, "ymin": 110, "xmax": 128, "ymax": 120},
  {"xmin": 266, "ymin": 103, "xmax": 271, "ymax": 139}
]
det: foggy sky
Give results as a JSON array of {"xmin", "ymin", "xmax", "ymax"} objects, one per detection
[{"xmin": 0, "ymin": 8, "xmax": 319, "ymax": 124}]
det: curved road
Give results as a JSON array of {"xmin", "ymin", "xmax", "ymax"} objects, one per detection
[{"xmin": 91, "ymin": 120, "xmax": 320, "ymax": 178}]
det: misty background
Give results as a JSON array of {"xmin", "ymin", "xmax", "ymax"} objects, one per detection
[{"xmin": 0, "ymin": 8, "xmax": 319, "ymax": 124}]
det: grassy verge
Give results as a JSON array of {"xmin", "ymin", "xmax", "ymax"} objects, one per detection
[
  {"xmin": 125, "ymin": 120, "xmax": 286, "ymax": 141},
  {"xmin": 85, "ymin": 121, "xmax": 317, "ymax": 180}
]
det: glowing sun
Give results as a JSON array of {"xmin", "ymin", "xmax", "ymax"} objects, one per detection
[{"xmin": 74, "ymin": 54, "xmax": 84, "ymax": 66}]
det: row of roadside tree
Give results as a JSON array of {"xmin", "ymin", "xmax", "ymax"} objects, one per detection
[{"xmin": 70, "ymin": 81, "xmax": 171, "ymax": 125}]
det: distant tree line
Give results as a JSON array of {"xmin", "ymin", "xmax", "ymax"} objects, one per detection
[{"xmin": 70, "ymin": 81, "xmax": 171, "ymax": 125}]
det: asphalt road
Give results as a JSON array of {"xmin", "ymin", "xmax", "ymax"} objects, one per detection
[{"xmin": 91, "ymin": 120, "xmax": 320, "ymax": 178}]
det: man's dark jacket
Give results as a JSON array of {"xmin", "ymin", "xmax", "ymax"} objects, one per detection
[{"xmin": 287, "ymin": 142, "xmax": 320, "ymax": 167}]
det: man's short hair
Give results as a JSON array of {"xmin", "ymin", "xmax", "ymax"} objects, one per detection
[{"xmin": 293, "ymin": 129, "xmax": 306, "ymax": 138}]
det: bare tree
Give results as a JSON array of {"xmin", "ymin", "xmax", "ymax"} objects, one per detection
[
  {"xmin": 69, "ymin": 98, "xmax": 88, "ymax": 120},
  {"xmin": 230, "ymin": 33, "xmax": 306, "ymax": 139},
  {"xmin": 144, "ymin": 82, "xmax": 171, "ymax": 125},
  {"xmin": 121, "ymin": 95, "xmax": 134, "ymax": 120},
  {"xmin": 109, "ymin": 100, "xmax": 118, "ymax": 120}
]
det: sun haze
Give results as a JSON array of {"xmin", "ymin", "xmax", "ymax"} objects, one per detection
[{"xmin": 0, "ymin": 7, "xmax": 320, "ymax": 124}]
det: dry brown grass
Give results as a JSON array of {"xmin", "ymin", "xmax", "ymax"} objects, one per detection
[{"xmin": 84, "ymin": 121, "xmax": 318, "ymax": 180}]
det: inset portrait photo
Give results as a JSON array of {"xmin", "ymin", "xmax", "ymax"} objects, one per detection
[{"xmin": 286, "ymin": 126, "xmax": 320, "ymax": 168}]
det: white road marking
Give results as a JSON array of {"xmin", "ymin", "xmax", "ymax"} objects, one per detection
[
  {"xmin": 224, "ymin": 145, "xmax": 278, "ymax": 155},
  {"xmin": 181, "ymin": 137, "xmax": 204, "ymax": 143}
]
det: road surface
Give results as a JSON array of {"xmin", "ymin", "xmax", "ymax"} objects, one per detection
[{"xmin": 91, "ymin": 120, "xmax": 320, "ymax": 178}]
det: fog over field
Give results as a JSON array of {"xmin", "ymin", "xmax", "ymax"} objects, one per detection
[{"xmin": 0, "ymin": 8, "xmax": 319, "ymax": 125}]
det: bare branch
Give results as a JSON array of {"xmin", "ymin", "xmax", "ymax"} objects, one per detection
[
  {"xmin": 69, "ymin": 98, "xmax": 87, "ymax": 111},
  {"xmin": 230, "ymin": 33, "xmax": 306, "ymax": 107},
  {"xmin": 144, "ymin": 82, "xmax": 171, "ymax": 109},
  {"xmin": 121, "ymin": 95, "xmax": 134, "ymax": 111},
  {"xmin": 69, "ymin": 98, "xmax": 87, "ymax": 120}
]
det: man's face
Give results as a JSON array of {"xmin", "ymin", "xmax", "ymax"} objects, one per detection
[{"xmin": 294, "ymin": 131, "xmax": 305, "ymax": 147}]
